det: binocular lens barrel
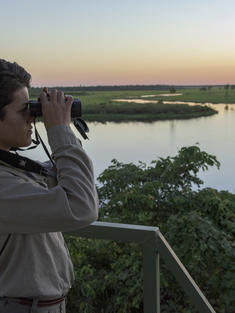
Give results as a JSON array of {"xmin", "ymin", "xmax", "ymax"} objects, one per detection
[{"xmin": 29, "ymin": 98, "xmax": 82, "ymax": 118}]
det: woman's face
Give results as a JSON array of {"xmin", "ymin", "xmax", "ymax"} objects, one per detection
[{"xmin": 0, "ymin": 87, "xmax": 34, "ymax": 151}]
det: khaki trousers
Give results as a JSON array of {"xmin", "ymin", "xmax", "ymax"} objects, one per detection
[{"xmin": 0, "ymin": 298, "xmax": 66, "ymax": 313}]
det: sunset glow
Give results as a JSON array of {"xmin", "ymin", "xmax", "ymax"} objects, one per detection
[{"xmin": 1, "ymin": 0, "xmax": 235, "ymax": 86}]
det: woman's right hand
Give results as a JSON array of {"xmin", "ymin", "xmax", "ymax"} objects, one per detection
[{"xmin": 40, "ymin": 87, "xmax": 74, "ymax": 130}]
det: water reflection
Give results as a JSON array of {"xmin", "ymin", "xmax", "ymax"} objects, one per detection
[
  {"xmin": 113, "ymin": 98, "xmax": 235, "ymax": 108},
  {"xmin": 19, "ymin": 105, "xmax": 235, "ymax": 192},
  {"xmin": 141, "ymin": 93, "xmax": 182, "ymax": 97}
]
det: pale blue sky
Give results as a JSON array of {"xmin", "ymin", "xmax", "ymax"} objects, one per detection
[{"xmin": 1, "ymin": 0, "xmax": 235, "ymax": 86}]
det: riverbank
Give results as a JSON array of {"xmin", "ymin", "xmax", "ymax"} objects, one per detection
[
  {"xmin": 137, "ymin": 87, "xmax": 235, "ymax": 104},
  {"xmin": 76, "ymin": 89, "xmax": 218, "ymax": 122},
  {"xmin": 82, "ymin": 102, "xmax": 217, "ymax": 122},
  {"xmin": 29, "ymin": 87, "xmax": 226, "ymax": 122}
]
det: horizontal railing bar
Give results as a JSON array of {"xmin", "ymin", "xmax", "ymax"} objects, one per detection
[
  {"xmin": 66, "ymin": 221, "xmax": 159, "ymax": 243},
  {"xmin": 157, "ymin": 232, "xmax": 216, "ymax": 313},
  {"xmin": 66, "ymin": 221, "xmax": 216, "ymax": 313}
]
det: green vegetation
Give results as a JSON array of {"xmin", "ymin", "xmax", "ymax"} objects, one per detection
[
  {"xmin": 65, "ymin": 146, "xmax": 234, "ymax": 313},
  {"xmin": 29, "ymin": 87, "xmax": 223, "ymax": 122},
  {"xmin": 82, "ymin": 101, "xmax": 216, "ymax": 122},
  {"xmin": 140, "ymin": 86, "xmax": 235, "ymax": 104}
]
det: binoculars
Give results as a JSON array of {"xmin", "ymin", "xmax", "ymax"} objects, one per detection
[
  {"xmin": 29, "ymin": 98, "xmax": 89, "ymax": 139},
  {"xmin": 29, "ymin": 98, "xmax": 82, "ymax": 118}
]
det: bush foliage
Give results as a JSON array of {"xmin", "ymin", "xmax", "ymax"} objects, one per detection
[{"xmin": 65, "ymin": 145, "xmax": 234, "ymax": 313}]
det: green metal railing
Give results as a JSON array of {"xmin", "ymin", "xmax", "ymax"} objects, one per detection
[{"xmin": 67, "ymin": 221, "xmax": 216, "ymax": 313}]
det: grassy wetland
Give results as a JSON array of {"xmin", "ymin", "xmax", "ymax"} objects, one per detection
[{"xmin": 29, "ymin": 86, "xmax": 235, "ymax": 122}]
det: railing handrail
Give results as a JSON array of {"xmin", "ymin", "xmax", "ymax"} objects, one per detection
[{"xmin": 66, "ymin": 221, "xmax": 216, "ymax": 313}]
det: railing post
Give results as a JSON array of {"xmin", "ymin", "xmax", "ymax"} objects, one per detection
[
  {"xmin": 67, "ymin": 222, "xmax": 216, "ymax": 313},
  {"xmin": 143, "ymin": 236, "xmax": 160, "ymax": 313}
]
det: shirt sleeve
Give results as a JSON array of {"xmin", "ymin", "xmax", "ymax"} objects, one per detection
[{"xmin": 0, "ymin": 125, "xmax": 99, "ymax": 234}]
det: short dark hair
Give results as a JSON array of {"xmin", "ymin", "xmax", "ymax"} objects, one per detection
[{"xmin": 0, "ymin": 59, "xmax": 31, "ymax": 120}]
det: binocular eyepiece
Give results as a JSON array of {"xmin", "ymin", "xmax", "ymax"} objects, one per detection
[{"xmin": 29, "ymin": 98, "xmax": 82, "ymax": 118}]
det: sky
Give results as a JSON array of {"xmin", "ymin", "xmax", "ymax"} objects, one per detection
[{"xmin": 0, "ymin": 0, "xmax": 235, "ymax": 86}]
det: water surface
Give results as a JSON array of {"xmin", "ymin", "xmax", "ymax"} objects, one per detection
[{"xmin": 20, "ymin": 103, "xmax": 235, "ymax": 192}]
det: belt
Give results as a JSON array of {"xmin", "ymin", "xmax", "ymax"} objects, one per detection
[{"xmin": 6, "ymin": 296, "xmax": 65, "ymax": 307}]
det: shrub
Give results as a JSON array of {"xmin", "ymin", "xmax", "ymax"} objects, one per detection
[{"xmin": 65, "ymin": 146, "xmax": 234, "ymax": 313}]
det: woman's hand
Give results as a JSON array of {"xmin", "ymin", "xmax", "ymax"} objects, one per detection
[{"xmin": 40, "ymin": 87, "xmax": 73, "ymax": 130}]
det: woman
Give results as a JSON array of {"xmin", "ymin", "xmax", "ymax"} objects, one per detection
[{"xmin": 0, "ymin": 59, "xmax": 98, "ymax": 313}]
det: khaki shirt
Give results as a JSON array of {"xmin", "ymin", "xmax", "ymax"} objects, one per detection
[{"xmin": 0, "ymin": 125, "xmax": 99, "ymax": 299}]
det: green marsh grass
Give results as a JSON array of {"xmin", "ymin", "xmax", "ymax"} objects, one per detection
[{"xmin": 29, "ymin": 88, "xmax": 227, "ymax": 122}]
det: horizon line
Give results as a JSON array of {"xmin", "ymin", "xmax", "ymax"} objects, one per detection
[{"xmin": 30, "ymin": 83, "xmax": 235, "ymax": 88}]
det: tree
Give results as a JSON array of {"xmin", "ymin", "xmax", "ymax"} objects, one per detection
[
  {"xmin": 169, "ymin": 86, "xmax": 176, "ymax": 93},
  {"xmin": 66, "ymin": 146, "xmax": 234, "ymax": 313},
  {"xmin": 224, "ymin": 84, "xmax": 230, "ymax": 96},
  {"xmin": 200, "ymin": 87, "xmax": 207, "ymax": 91},
  {"xmin": 207, "ymin": 86, "xmax": 213, "ymax": 93}
]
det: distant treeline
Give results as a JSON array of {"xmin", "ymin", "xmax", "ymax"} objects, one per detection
[{"xmin": 30, "ymin": 84, "xmax": 224, "ymax": 92}]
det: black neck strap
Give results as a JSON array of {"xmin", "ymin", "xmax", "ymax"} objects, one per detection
[{"xmin": 0, "ymin": 149, "xmax": 49, "ymax": 177}]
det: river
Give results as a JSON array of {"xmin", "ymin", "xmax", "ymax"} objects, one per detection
[{"xmin": 20, "ymin": 103, "xmax": 235, "ymax": 193}]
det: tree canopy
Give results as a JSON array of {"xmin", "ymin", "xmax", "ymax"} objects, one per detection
[{"xmin": 66, "ymin": 145, "xmax": 234, "ymax": 313}]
